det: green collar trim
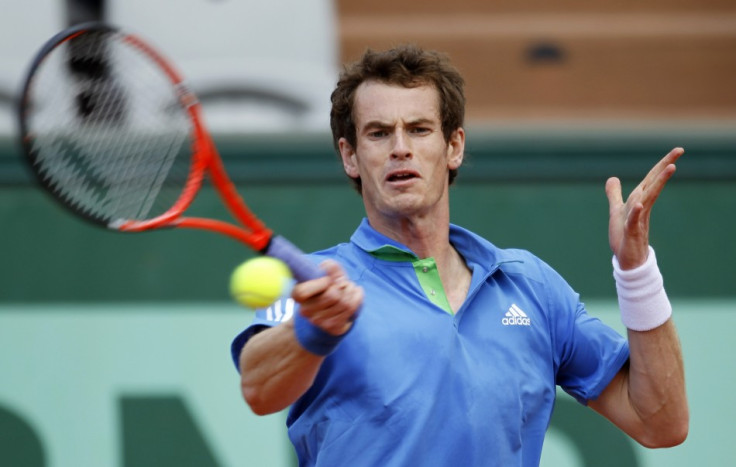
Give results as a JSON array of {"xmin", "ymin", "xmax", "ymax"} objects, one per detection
[
  {"xmin": 368, "ymin": 245, "xmax": 418, "ymax": 262},
  {"xmin": 368, "ymin": 245, "xmax": 453, "ymax": 314}
]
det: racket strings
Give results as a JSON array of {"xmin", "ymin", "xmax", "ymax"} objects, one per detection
[{"xmin": 24, "ymin": 29, "xmax": 193, "ymax": 224}]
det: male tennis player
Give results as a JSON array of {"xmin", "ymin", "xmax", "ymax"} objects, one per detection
[{"xmin": 232, "ymin": 45, "xmax": 688, "ymax": 466}]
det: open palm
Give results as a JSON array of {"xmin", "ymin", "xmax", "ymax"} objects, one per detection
[{"xmin": 605, "ymin": 147, "xmax": 684, "ymax": 270}]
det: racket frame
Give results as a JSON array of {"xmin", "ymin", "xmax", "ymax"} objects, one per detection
[{"xmin": 18, "ymin": 22, "xmax": 274, "ymax": 253}]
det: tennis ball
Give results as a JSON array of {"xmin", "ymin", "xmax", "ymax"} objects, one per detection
[{"xmin": 230, "ymin": 256, "xmax": 293, "ymax": 309}]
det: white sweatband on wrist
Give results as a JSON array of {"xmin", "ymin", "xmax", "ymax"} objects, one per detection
[{"xmin": 612, "ymin": 246, "xmax": 672, "ymax": 331}]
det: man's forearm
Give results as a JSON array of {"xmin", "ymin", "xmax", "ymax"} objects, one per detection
[
  {"xmin": 626, "ymin": 319, "xmax": 689, "ymax": 446},
  {"xmin": 239, "ymin": 320, "xmax": 324, "ymax": 415}
]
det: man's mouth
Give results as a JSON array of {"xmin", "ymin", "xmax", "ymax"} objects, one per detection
[{"xmin": 386, "ymin": 170, "xmax": 419, "ymax": 182}]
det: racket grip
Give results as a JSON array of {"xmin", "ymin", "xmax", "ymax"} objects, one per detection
[{"xmin": 264, "ymin": 235, "xmax": 324, "ymax": 282}]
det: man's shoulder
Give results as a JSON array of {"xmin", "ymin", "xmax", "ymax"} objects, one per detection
[
  {"xmin": 451, "ymin": 224, "xmax": 542, "ymax": 265},
  {"xmin": 308, "ymin": 242, "xmax": 367, "ymax": 267},
  {"xmin": 452, "ymin": 224, "xmax": 558, "ymax": 283},
  {"xmin": 309, "ymin": 241, "xmax": 352, "ymax": 259}
]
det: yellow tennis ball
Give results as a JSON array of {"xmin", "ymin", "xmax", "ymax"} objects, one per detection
[{"xmin": 230, "ymin": 256, "xmax": 293, "ymax": 309}]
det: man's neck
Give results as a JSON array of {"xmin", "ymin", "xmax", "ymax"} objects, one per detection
[
  {"xmin": 368, "ymin": 211, "xmax": 449, "ymax": 260},
  {"xmin": 367, "ymin": 211, "xmax": 472, "ymax": 313}
]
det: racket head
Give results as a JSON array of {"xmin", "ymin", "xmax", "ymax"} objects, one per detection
[
  {"xmin": 17, "ymin": 22, "xmax": 208, "ymax": 230},
  {"xmin": 17, "ymin": 22, "xmax": 322, "ymax": 281}
]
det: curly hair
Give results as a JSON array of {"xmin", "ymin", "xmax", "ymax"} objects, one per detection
[{"xmin": 330, "ymin": 45, "xmax": 466, "ymax": 192}]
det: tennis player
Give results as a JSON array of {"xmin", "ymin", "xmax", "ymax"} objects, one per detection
[{"xmin": 231, "ymin": 45, "xmax": 688, "ymax": 466}]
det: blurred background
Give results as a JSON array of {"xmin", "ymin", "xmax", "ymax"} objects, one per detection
[{"xmin": 1, "ymin": 0, "xmax": 734, "ymax": 466}]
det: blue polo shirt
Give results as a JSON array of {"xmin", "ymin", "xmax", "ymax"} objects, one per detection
[{"xmin": 231, "ymin": 218, "xmax": 629, "ymax": 467}]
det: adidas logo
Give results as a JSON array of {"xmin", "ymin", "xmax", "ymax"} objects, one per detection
[{"xmin": 502, "ymin": 303, "xmax": 531, "ymax": 326}]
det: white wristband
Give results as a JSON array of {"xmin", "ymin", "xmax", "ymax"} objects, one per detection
[{"xmin": 612, "ymin": 246, "xmax": 672, "ymax": 331}]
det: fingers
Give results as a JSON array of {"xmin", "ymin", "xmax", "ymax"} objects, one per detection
[
  {"xmin": 291, "ymin": 259, "xmax": 363, "ymax": 335},
  {"xmin": 657, "ymin": 146, "xmax": 684, "ymax": 172},
  {"xmin": 646, "ymin": 147, "xmax": 682, "ymax": 180},
  {"xmin": 311, "ymin": 285, "xmax": 363, "ymax": 335},
  {"xmin": 624, "ymin": 202, "xmax": 645, "ymax": 235},
  {"xmin": 607, "ymin": 148, "xmax": 681, "ymax": 268},
  {"xmin": 640, "ymin": 147, "xmax": 682, "ymax": 197},
  {"xmin": 605, "ymin": 176, "xmax": 623, "ymax": 212},
  {"xmin": 291, "ymin": 260, "xmax": 342, "ymax": 301},
  {"xmin": 612, "ymin": 147, "xmax": 682, "ymax": 215}
]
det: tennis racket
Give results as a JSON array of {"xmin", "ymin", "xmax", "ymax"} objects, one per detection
[{"xmin": 17, "ymin": 22, "xmax": 322, "ymax": 282}]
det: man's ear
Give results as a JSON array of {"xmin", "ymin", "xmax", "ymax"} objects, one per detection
[
  {"xmin": 339, "ymin": 138, "xmax": 360, "ymax": 179},
  {"xmin": 447, "ymin": 128, "xmax": 465, "ymax": 170}
]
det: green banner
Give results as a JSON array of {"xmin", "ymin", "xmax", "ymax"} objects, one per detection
[{"xmin": 0, "ymin": 300, "xmax": 731, "ymax": 466}]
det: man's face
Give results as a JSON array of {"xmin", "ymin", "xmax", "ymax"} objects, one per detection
[{"xmin": 339, "ymin": 81, "xmax": 464, "ymax": 222}]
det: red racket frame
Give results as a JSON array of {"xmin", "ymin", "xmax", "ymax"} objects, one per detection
[
  {"xmin": 19, "ymin": 23, "xmax": 323, "ymax": 281},
  {"xmin": 110, "ymin": 32, "xmax": 273, "ymax": 252}
]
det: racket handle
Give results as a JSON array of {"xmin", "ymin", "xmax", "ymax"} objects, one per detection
[{"xmin": 264, "ymin": 235, "xmax": 324, "ymax": 282}]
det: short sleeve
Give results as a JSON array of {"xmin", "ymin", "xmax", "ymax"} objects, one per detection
[
  {"xmin": 557, "ymin": 302, "xmax": 630, "ymax": 404},
  {"xmin": 543, "ymin": 263, "xmax": 630, "ymax": 404}
]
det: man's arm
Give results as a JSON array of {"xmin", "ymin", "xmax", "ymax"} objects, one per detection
[
  {"xmin": 589, "ymin": 320, "xmax": 687, "ymax": 447},
  {"xmin": 589, "ymin": 147, "xmax": 689, "ymax": 447},
  {"xmin": 239, "ymin": 260, "xmax": 363, "ymax": 415}
]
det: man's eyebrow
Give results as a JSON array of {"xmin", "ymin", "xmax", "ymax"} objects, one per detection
[
  {"xmin": 362, "ymin": 117, "xmax": 437, "ymax": 130},
  {"xmin": 362, "ymin": 120, "xmax": 391, "ymax": 130},
  {"xmin": 406, "ymin": 117, "xmax": 436, "ymax": 127}
]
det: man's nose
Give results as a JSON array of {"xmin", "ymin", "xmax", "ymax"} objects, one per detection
[{"xmin": 391, "ymin": 131, "xmax": 412, "ymax": 159}]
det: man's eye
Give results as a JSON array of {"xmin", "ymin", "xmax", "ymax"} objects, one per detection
[
  {"xmin": 369, "ymin": 130, "xmax": 387, "ymax": 138},
  {"xmin": 411, "ymin": 127, "xmax": 430, "ymax": 134}
]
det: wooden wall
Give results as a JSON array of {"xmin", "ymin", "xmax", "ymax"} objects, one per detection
[{"xmin": 336, "ymin": 1, "xmax": 736, "ymax": 123}]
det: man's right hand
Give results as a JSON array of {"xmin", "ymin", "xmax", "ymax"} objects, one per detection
[{"xmin": 292, "ymin": 259, "xmax": 363, "ymax": 336}]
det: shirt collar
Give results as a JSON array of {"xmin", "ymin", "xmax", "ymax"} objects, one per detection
[{"xmin": 350, "ymin": 217, "xmax": 513, "ymax": 272}]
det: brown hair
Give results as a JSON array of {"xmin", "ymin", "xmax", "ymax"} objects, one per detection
[{"xmin": 330, "ymin": 45, "xmax": 466, "ymax": 191}]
